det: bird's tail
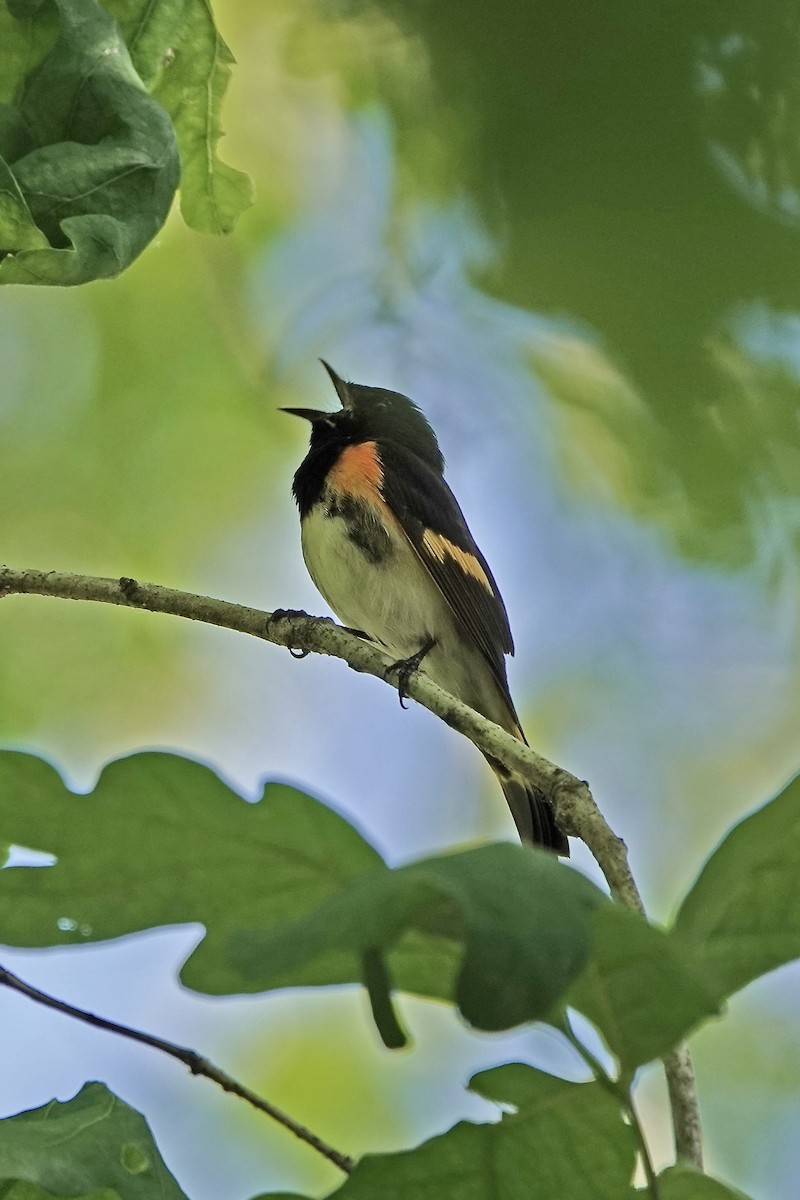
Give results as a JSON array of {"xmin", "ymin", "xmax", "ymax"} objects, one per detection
[
  {"xmin": 468, "ymin": 676, "xmax": 569, "ymax": 855},
  {"xmin": 484, "ymin": 723, "xmax": 570, "ymax": 856},
  {"xmin": 494, "ymin": 770, "xmax": 569, "ymax": 856}
]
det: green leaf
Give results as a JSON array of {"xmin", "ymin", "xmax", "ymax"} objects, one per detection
[
  {"xmin": 0, "ymin": 1185, "xmax": 117, "ymax": 1200},
  {"xmin": 103, "ymin": 0, "xmax": 188, "ymax": 89},
  {"xmin": 0, "ymin": 0, "xmax": 180, "ymax": 285},
  {"xmin": 0, "ymin": 749, "xmax": 600, "ymax": 1027},
  {"xmin": 103, "ymin": 0, "xmax": 254, "ymax": 232},
  {"xmin": 0, "ymin": 749, "xmax": 383, "ymax": 994},
  {"xmin": 150, "ymin": 0, "xmax": 254, "ymax": 233},
  {"xmin": 674, "ymin": 772, "xmax": 800, "ymax": 998},
  {"xmin": 0, "ymin": 1082, "xmax": 187, "ymax": 1199},
  {"xmin": 0, "ymin": 3, "xmax": 58, "ymax": 106},
  {"xmin": 568, "ymin": 774, "xmax": 800, "ymax": 1070},
  {"xmin": 361, "ymin": 948, "xmax": 408, "ymax": 1049},
  {"xmin": 230, "ymin": 843, "xmax": 602, "ymax": 1032},
  {"xmin": 657, "ymin": 1165, "xmax": 754, "ymax": 1199},
  {"xmin": 568, "ymin": 905, "xmax": 722, "ymax": 1070},
  {"xmin": 319, "ymin": 1064, "xmax": 636, "ymax": 1200},
  {"xmin": 0, "ymin": 156, "xmax": 49, "ymax": 251},
  {"xmin": 1, "ymin": 1185, "xmax": 116, "ymax": 1200}
]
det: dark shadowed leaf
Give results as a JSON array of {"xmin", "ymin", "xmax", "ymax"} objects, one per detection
[
  {"xmin": 0, "ymin": 0, "xmax": 179, "ymax": 285},
  {"xmin": 674, "ymin": 773, "xmax": 800, "ymax": 997},
  {"xmin": 0, "ymin": 1082, "xmax": 187, "ymax": 1199},
  {"xmin": 230, "ymin": 845, "xmax": 602, "ymax": 1033}
]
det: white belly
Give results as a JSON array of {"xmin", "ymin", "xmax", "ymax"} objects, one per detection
[
  {"xmin": 300, "ymin": 499, "xmax": 512, "ymax": 727},
  {"xmin": 300, "ymin": 503, "xmax": 454, "ymax": 659}
]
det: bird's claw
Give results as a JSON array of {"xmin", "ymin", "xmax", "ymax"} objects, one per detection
[
  {"xmin": 269, "ymin": 607, "xmax": 308, "ymax": 623},
  {"xmin": 385, "ymin": 637, "xmax": 436, "ymax": 708}
]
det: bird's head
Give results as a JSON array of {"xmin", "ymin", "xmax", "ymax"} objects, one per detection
[{"xmin": 281, "ymin": 361, "xmax": 444, "ymax": 474}]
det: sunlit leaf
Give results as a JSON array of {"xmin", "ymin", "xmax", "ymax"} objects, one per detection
[
  {"xmin": 151, "ymin": 0, "xmax": 254, "ymax": 233},
  {"xmin": 104, "ymin": 0, "xmax": 254, "ymax": 232},
  {"xmin": 104, "ymin": 0, "xmax": 188, "ymax": 88},
  {"xmin": 0, "ymin": 1082, "xmax": 188, "ymax": 1199}
]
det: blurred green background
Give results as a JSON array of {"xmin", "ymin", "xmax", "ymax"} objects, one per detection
[{"xmin": 2, "ymin": 1, "xmax": 800, "ymax": 1196}]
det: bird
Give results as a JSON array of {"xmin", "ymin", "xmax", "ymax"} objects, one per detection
[{"xmin": 282, "ymin": 361, "xmax": 568, "ymax": 855}]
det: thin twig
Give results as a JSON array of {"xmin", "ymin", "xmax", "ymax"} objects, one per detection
[
  {"xmin": 561, "ymin": 1016, "xmax": 659, "ymax": 1199},
  {"xmin": 0, "ymin": 964, "xmax": 354, "ymax": 1174},
  {"xmin": 0, "ymin": 565, "xmax": 703, "ymax": 1168}
]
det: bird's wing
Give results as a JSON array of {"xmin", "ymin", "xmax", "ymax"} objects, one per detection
[{"xmin": 379, "ymin": 441, "xmax": 515, "ymax": 699}]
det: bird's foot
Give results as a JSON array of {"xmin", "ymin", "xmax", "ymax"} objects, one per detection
[
  {"xmin": 269, "ymin": 608, "xmax": 309, "ymax": 623},
  {"xmin": 268, "ymin": 608, "xmax": 312, "ymax": 657},
  {"xmin": 385, "ymin": 637, "xmax": 436, "ymax": 708}
]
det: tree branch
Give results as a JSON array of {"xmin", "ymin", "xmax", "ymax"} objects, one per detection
[
  {"xmin": 0, "ymin": 565, "xmax": 703, "ymax": 1168},
  {"xmin": 0, "ymin": 963, "xmax": 354, "ymax": 1174},
  {"xmin": 663, "ymin": 1044, "xmax": 703, "ymax": 1167},
  {"xmin": 0, "ymin": 567, "xmax": 635, "ymax": 894}
]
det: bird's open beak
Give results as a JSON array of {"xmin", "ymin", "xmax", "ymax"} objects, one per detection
[
  {"xmin": 319, "ymin": 359, "xmax": 353, "ymax": 409},
  {"xmin": 279, "ymin": 361, "xmax": 352, "ymax": 421},
  {"xmin": 279, "ymin": 406, "xmax": 328, "ymax": 422}
]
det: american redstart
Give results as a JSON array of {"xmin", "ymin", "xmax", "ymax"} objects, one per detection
[{"xmin": 283, "ymin": 362, "xmax": 568, "ymax": 855}]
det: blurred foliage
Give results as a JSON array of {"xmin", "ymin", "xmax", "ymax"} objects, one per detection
[
  {"xmin": 0, "ymin": 211, "xmax": 278, "ymax": 748},
  {"xmin": 278, "ymin": 0, "xmax": 800, "ymax": 565}
]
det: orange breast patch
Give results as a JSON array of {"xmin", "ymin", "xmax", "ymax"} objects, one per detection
[{"xmin": 328, "ymin": 441, "xmax": 384, "ymax": 502}]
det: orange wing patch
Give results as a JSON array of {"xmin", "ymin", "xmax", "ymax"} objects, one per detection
[
  {"xmin": 328, "ymin": 441, "xmax": 384, "ymax": 502},
  {"xmin": 421, "ymin": 528, "xmax": 493, "ymax": 593}
]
